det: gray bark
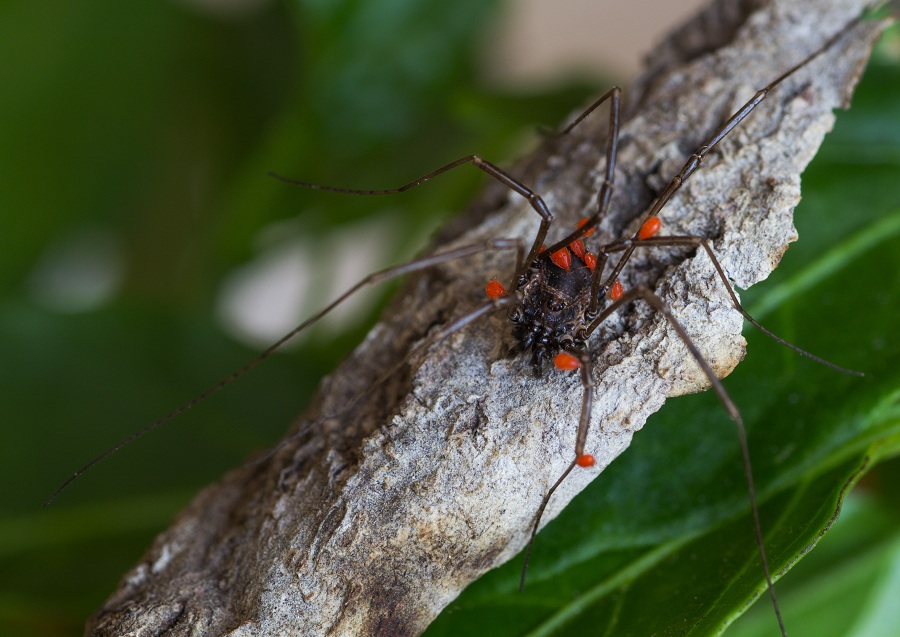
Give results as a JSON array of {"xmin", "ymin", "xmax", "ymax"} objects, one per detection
[{"xmin": 87, "ymin": 0, "xmax": 884, "ymax": 635}]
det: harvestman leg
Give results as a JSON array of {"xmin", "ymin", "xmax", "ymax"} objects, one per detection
[
  {"xmin": 521, "ymin": 17, "xmax": 869, "ymax": 631},
  {"xmin": 592, "ymin": 14, "xmax": 867, "ymax": 290},
  {"xmin": 519, "ymin": 273, "xmax": 786, "ymax": 628},
  {"xmin": 270, "ymin": 155, "xmax": 555, "ymax": 285},
  {"xmin": 547, "ymin": 87, "xmax": 622, "ymax": 258},
  {"xmin": 519, "ymin": 348, "xmax": 593, "ymax": 591},
  {"xmin": 49, "ymin": 81, "xmax": 626, "ymax": 503},
  {"xmin": 51, "ymin": 85, "xmax": 631, "ymax": 504},
  {"xmin": 255, "ymin": 289, "xmax": 526, "ymax": 471},
  {"xmin": 601, "ymin": 235, "xmax": 862, "ymax": 373},
  {"xmin": 270, "ymin": 86, "xmax": 623, "ymax": 283},
  {"xmin": 46, "ymin": 238, "xmax": 525, "ymax": 505},
  {"xmin": 528, "ymin": 233, "xmax": 859, "ymax": 631},
  {"xmin": 590, "ymin": 281, "xmax": 785, "ymax": 633}
]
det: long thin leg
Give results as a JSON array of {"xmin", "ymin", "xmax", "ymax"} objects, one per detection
[
  {"xmin": 543, "ymin": 87, "xmax": 621, "ymax": 256},
  {"xmin": 588, "ymin": 284, "xmax": 786, "ymax": 637},
  {"xmin": 270, "ymin": 155, "xmax": 554, "ymax": 279},
  {"xmin": 270, "ymin": 88, "xmax": 626, "ymax": 279},
  {"xmin": 520, "ymin": 349, "xmax": 594, "ymax": 591},
  {"xmin": 45, "ymin": 238, "xmax": 523, "ymax": 505},
  {"xmin": 587, "ymin": 251, "xmax": 611, "ymax": 318},
  {"xmin": 600, "ymin": 14, "xmax": 868, "ymax": 289},
  {"xmin": 594, "ymin": 235, "xmax": 862, "ymax": 375},
  {"xmin": 556, "ymin": 87, "xmax": 622, "ymax": 137},
  {"xmin": 247, "ymin": 292, "xmax": 522, "ymax": 473},
  {"xmin": 519, "ymin": 458, "xmax": 576, "ymax": 593}
]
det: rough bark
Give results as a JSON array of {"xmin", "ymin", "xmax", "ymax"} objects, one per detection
[{"xmin": 87, "ymin": 0, "xmax": 884, "ymax": 635}]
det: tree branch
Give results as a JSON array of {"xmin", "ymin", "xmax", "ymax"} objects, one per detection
[{"xmin": 87, "ymin": 0, "xmax": 884, "ymax": 635}]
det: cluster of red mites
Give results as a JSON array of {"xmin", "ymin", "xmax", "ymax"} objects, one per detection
[
  {"xmin": 485, "ymin": 216, "xmax": 661, "ymax": 302},
  {"xmin": 483, "ymin": 215, "xmax": 662, "ymax": 470},
  {"xmin": 548, "ymin": 217, "xmax": 596, "ymax": 274}
]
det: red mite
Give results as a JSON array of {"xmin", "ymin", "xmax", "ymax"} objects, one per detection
[
  {"xmin": 639, "ymin": 216, "xmax": 661, "ymax": 240},
  {"xmin": 485, "ymin": 279, "xmax": 506, "ymax": 299}
]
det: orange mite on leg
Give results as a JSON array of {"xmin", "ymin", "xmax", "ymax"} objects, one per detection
[
  {"xmin": 638, "ymin": 216, "xmax": 661, "ymax": 240},
  {"xmin": 609, "ymin": 279, "xmax": 624, "ymax": 301},
  {"xmin": 577, "ymin": 217, "xmax": 595, "ymax": 237},
  {"xmin": 550, "ymin": 247, "xmax": 572, "ymax": 271},
  {"xmin": 485, "ymin": 279, "xmax": 506, "ymax": 298},
  {"xmin": 553, "ymin": 352, "xmax": 581, "ymax": 370},
  {"xmin": 570, "ymin": 238, "xmax": 586, "ymax": 260},
  {"xmin": 576, "ymin": 454, "xmax": 595, "ymax": 468}
]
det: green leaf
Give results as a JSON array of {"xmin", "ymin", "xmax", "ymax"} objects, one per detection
[{"xmin": 728, "ymin": 487, "xmax": 900, "ymax": 637}]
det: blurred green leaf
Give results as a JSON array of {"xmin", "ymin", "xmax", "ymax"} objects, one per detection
[{"xmin": 729, "ymin": 483, "xmax": 900, "ymax": 637}]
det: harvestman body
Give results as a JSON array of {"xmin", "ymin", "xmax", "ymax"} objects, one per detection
[{"xmin": 58, "ymin": 3, "xmax": 887, "ymax": 636}]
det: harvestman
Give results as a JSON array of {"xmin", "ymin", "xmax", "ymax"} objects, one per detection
[
  {"xmin": 58, "ymin": 3, "xmax": 888, "ymax": 636},
  {"xmin": 262, "ymin": 17, "xmax": 868, "ymax": 635}
]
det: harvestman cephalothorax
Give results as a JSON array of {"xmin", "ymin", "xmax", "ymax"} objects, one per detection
[{"xmin": 57, "ymin": 1, "xmax": 890, "ymax": 635}]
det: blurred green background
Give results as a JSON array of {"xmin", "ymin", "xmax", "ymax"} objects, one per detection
[{"xmin": 1, "ymin": 1, "xmax": 898, "ymax": 635}]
